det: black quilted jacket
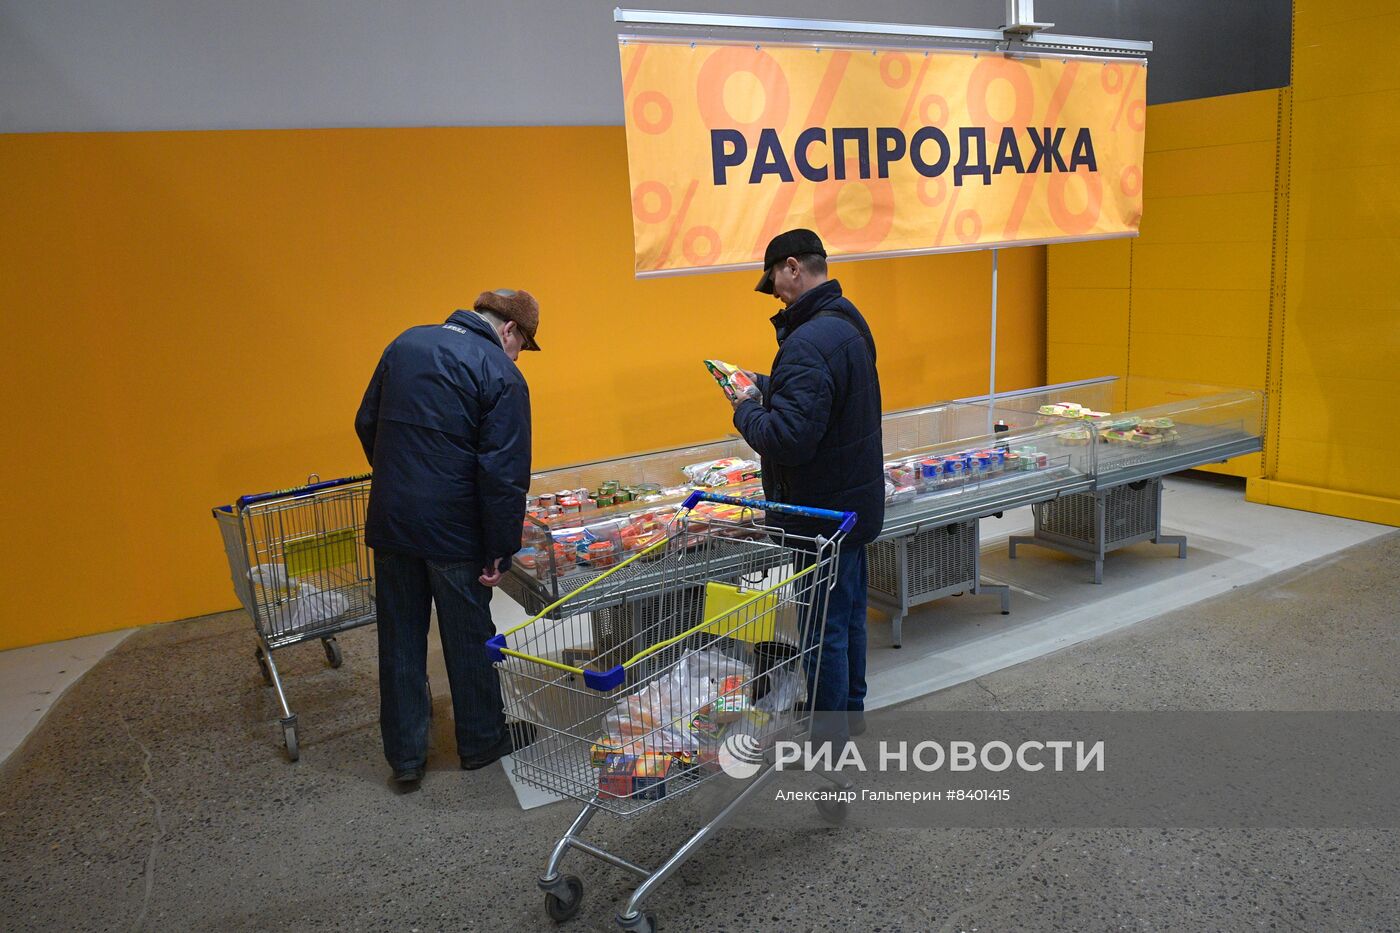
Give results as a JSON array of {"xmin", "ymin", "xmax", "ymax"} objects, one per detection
[
  {"xmin": 734, "ymin": 279, "xmax": 886, "ymax": 547},
  {"xmin": 355, "ymin": 310, "xmax": 532, "ymax": 565}
]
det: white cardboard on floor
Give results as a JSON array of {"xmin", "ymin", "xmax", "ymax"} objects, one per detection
[{"xmin": 495, "ymin": 475, "xmax": 1391, "ymax": 810}]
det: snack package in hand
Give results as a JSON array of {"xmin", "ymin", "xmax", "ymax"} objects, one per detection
[{"xmin": 703, "ymin": 360, "xmax": 759, "ymax": 403}]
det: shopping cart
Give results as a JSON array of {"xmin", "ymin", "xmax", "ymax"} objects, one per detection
[
  {"xmin": 212, "ymin": 473, "xmax": 375, "ymax": 760},
  {"xmin": 488, "ymin": 491, "xmax": 857, "ymax": 932}
]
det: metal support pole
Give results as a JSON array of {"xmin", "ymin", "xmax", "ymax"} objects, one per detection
[{"xmin": 988, "ymin": 248, "xmax": 999, "ymax": 434}]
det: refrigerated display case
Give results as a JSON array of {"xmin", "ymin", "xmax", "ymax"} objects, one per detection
[
  {"xmin": 500, "ymin": 437, "xmax": 764, "ymax": 615},
  {"xmin": 989, "ymin": 377, "xmax": 1265, "ymax": 582},
  {"xmin": 868, "ymin": 398, "xmax": 1097, "ymax": 646}
]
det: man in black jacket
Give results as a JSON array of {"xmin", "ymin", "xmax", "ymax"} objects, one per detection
[
  {"xmin": 733, "ymin": 229, "xmax": 884, "ymax": 742},
  {"xmin": 355, "ymin": 289, "xmax": 539, "ymax": 785}
]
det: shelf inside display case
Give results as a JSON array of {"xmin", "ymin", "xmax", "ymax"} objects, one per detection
[
  {"xmin": 877, "ymin": 403, "xmax": 1095, "ymax": 538},
  {"xmin": 978, "ymin": 377, "xmax": 1264, "ymax": 489}
]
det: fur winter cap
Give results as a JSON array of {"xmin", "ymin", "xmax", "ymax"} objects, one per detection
[{"xmin": 473, "ymin": 289, "xmax": 541, "ymax": 351}]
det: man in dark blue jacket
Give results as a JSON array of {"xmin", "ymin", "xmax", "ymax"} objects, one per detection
[
  {"xmin": 732, "ymin": 229, "xmax": 884, "ymax": 742},
  {"xmin": 355, "ymin": 289, "xmax": 539, "ymax": 786}
]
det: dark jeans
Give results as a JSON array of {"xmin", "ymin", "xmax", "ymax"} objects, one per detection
[
  {"xmin": 374, "ymin": 549, "xmax": 506, "ymax": 770},
  {"xmin": 800, "ymin": 545, "xmax": 869, "ymax": 742}
]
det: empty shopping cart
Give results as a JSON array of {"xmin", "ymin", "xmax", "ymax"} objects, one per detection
[{"xmin": 213, "ymin": 473, "xmax": 375, "ymax": 760}]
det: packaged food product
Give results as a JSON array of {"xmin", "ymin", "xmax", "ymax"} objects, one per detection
[
  {"xmin": 918, "ymin": 459, "xmax": 943, "ymax": 489},
  {"xmin": 703, "ymin": 359, "xmax": 759, "ymax": 403},
  {"xmin": 598, "ymin": 753, "xmax": 638, "ymax": 798},
  {"xmin": 581, "ymin": 541, "xmax": 611, "ymax": 568},
  {"xmin": 711, "ymin": 674, "xmax": 751, "ymax": 722},
  {"xmin": 632, "ymin": 752, "xmax": 674, "ymax": 800},
  {"xmin": 591, "ymin": 734, "xmax": 624, "ymax": 766},
  {"xmin": 682, "ymin": 457, "xmax": 762, "ymax": 489}
]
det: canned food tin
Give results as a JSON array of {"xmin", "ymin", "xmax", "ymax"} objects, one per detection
[
  {"xmin": 538, "ymin": 493, "xmax": 556, "ymax": 508},
  {"xmin": 595, "ymin": 494, "xmax": 615, "ymax": 508}
]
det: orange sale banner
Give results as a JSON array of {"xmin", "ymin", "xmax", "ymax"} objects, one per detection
[{"xmin": 619, "ymin": 40, "xmax": 1146, "ymax": 276}]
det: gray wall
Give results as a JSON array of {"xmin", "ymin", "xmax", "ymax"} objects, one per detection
[{"xmin": 0, "ymin": 0, "xmax": 1290, "ymax": 133}]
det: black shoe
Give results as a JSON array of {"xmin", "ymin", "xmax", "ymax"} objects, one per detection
[
  {"xmin": 461, "ymin": 722, "xmax": 537, "ymax": 771},
  {"xmin": 849, "ymin": 711, "xmax": 867, "ymax": 737},
  {"xmin": 392, "ymin": 766, "xmax": 425, "ymax": 787}
]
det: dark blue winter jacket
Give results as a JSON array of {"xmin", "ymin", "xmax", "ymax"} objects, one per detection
[
  {"xmin": 355, "ymin": 310, "xmax": 532, "ymax": 565},
  {"xmin": 734, "ymin": 279, "xmax": 885, "ymax": 547}
]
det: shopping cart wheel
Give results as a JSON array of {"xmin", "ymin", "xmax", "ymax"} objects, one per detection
[
  {"xmin": 815, "ymin": 797, "xmax": 848, "ymax": 825},
  {"xmin": 615, "ymin": 911, "xmax": 656, "ymax": 933},
  {"xmin": 281, "ymin": 715, "xmax": 300, "ymax": 762},
  {"xmin": 254, "ymin": 647, "xmax": 273, "ymax": 686},
  {"xmin": 322, "ymin": 637, "xmax": 343, "ymax": 669},
  {"xmin": 542, "ymin": 874, "xmax": 583, "ymax": 923}
]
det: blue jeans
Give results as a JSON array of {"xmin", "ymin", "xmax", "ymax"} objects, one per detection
[
  {"xmin": 801, "ymin": 546, "xmax": 869, "ymax": 742},
  {"xmin": 374, "ymin": 549, "xmax": 506, "ymax": 770}
]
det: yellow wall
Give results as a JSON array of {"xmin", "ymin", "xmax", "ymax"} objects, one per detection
[
  {"xmin": 1049, "ymin": 2, "xmax": 1400, "ymax": 526},
  {"xmin": 1048, "ymin": 88, "xmax": 1284, "ymax": 478},
  {"xmin": 0, "ymin": 125, "xmax": 1045, "ymax": 650},
  {"xmin": 1248, "ymin": 0, "xmax": 1400, "ymax": 525}
]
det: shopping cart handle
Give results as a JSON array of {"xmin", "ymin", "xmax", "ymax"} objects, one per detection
[
  {"xmin": 233, "ymin": 473, "xmax": 373, "ymax": 509},
  {"xmin": 681, "ymin": 490, "xmax": 857, "ymax": 535}
]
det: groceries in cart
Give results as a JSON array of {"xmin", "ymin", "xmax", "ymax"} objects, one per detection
[
  {"xmin": 589, "ymin": 643, "xmax": 807, "ymax": 797},
  {"xmin": 702, "ymin": 359, "xmax": 760, "ymax": 404}
]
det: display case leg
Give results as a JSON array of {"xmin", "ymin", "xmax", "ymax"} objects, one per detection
[{"xmin": 1155, "ymin": 534, "xmax": 1188, "ymax": 559}]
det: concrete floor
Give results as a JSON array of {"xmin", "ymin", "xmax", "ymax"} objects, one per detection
[{"xmin": 1, "ymin": 526, "xmax": 1396, "ymax": 930}]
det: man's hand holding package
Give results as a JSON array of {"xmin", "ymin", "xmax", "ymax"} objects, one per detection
[{"xmin": 729, "ymin": 369, "xmax": 762, "ymax": 409}]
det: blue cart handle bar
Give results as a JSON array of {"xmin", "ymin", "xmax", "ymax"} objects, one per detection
[
  {"xmin": 213, "ymin": 472, "xmax": 373, "ymax": 514},
  {"xmin": 680, "ymin": 490, "xmax": 857, "ymax": 536}
]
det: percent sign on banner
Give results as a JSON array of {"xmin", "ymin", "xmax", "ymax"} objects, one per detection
[{"xmin": 619, "ymin": 39, "xmax": 1146, "ymax": 276}]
